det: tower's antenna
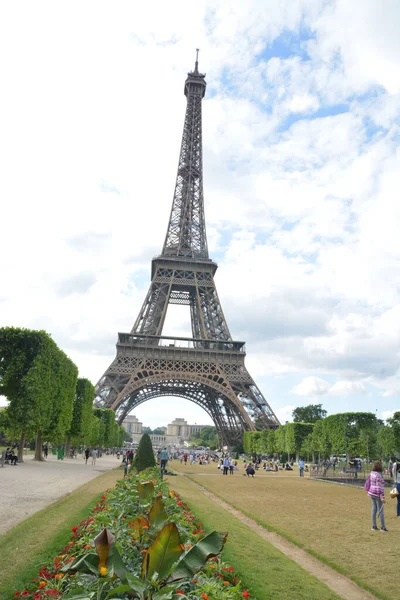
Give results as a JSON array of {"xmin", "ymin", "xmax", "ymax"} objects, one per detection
[{"xmin": 195, "ymin": 48, "xmax": 199, "ymax": 73}]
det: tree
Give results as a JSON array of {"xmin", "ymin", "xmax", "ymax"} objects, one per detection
[
  {"xmin": 45, "ymin": 349, "xmax": 78, "ymax": 449},
  {"xmin": 0, "ymin": 327, "xmax": 77, "ymax": 461},
  {"xmin": 131, "ymin": 433, "xmax": 156, "ymax": 472},
  {"xmin": 152, "ymin": 428, "xmax": 166, "ymax": 435},
  {"xmin": 376, "ymin": 425, "xmax": 395, "ymax": 458},
  {"xmin": 387, "ymin": 412, "xmax": 400, "ymax": 453},
  {"xmin": 274, "ymin": 425, "xmax": 286, "ymax": 456},
  {"xmin": 292, "ymin": 404, "xmax": 327, "ymax": 423},
  {"xmin": 66, "ymin": 378, "xmax": 95, "ymax": 457},
  {"xmin": 285, "ymin": 423, "xmax": 314, "ymax": 461},
  {"xmin": 323, "ymin": 412, "xmax": 380, "ymax": 460},
  {"xmin": 310, "ymin": 419, "xmax": 330, "ymax": 461}
]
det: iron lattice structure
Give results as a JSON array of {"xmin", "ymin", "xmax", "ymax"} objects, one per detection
[{"xmin": 95, "ymin": 55, "xmax": 280, "ymax": 447}]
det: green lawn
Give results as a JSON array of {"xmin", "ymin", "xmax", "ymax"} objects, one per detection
[
  {"xmin": 171, "ymin": 460, "xmax": 396, "ymax": 599},
  {"xmin": 167, "ymin": 474, "xmax": 341, "ymax": 600}
]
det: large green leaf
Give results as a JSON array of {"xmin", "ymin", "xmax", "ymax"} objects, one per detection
[
  {"xmin": 107, "ymin": 573, "xmax": 147, "ymax": 598},
  {"xmin": 149, "ymin": 496, "xmax": 168, "ymax": 530},
  {"xmin": 142, "ymin": 522, "xmax": 183, "ymax": 582},
  {"xmin": 138, "ymin": 480, "xmax": 155, "ymax": 503},
  {"xmin": 108, "ymin": 543, "xmax": 128, "ymax": 582},
  {"xmin": 168, "ymin": 531, "xmax": 228, "ymax": 582},
  {"xmin": 61, "ymin": 552, "xmax": 99, "ymax": 575}
]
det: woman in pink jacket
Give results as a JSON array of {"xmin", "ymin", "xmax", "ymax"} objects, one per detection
[{"xmin": 365, "ymin": 461, "xmax": 388, "ymax": 532}]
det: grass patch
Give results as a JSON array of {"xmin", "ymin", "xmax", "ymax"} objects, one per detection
[
  {"xmin": 170, "ymin": 460, "xmax": 397, "ymax": 599},
  {"xmin": 0, "ymin": 467, "xmax": 122, "ymax": 600},
  {"xmin": 167, "ymin": 474, "xmax": 341, "ymax": 600}
]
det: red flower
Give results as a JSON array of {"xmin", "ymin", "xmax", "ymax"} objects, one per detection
[
  {"xmin": 201, "ymin": 594, "xmax": 209, "ymax": 600},
  {"xmin": 22, "ymin": 592, "xmax": 30, "ymax": 597},
  {"xmin": 176, "ymin": 592, "xmax": 185, "ymax": 595},
  {"xmin": 71, "ymin": 526, "xmax": 78, "ymax": 532},
  {"xmin": 243, "ymin": 591, "xmax": 250, "ymax": 599},
  {"xmin": 13, "ymin": 593, "xmax": 21, "ymax": 598}
]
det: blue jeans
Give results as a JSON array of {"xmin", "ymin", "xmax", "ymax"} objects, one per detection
[
  {"xmin": 396, "ymin": 484, "xmax": 400, "ymax": 516},
  {"xmin": 371, "ymin": 496, "xmax": 386, "ymax": 528},
  {"xmin": 299, "ymin": 468, "xmax": 304, "ymax": 477}
]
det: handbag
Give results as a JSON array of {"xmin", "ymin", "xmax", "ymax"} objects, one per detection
[{"xmin": 390, "ymin": 487, "xmax": 399, "ymax": 499}]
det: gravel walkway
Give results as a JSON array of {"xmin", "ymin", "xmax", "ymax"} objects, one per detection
[{"xmin": 0, "ymin": 453, "xmax": 120, "ymax": 535}]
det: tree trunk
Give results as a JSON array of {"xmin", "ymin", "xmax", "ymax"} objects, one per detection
[
  {"xmin": 34, "ymin": 431, "xmax": 44, "ymax": 461},
  {"xmin": 296, "ymin": 451, "xmax": 300, "ymax": 463},
  {"xmin": 18, "ymin": 431, "xmax": 26, "ymax": 463},
  {"xmin": 312, "ymin": 452, "xmax": 315, "ymax": 464},
  {"xmin": 65, "ymin": 438, "xmax": 71, "ymax": 459}
]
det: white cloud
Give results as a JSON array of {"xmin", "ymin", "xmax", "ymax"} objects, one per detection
[
  {"xmin": 274, "ymin": 405, "xmax": 296, "ymax": 424},
  {"xmin": 381, "ymin": 409, "xmax": 400, "ymax": 421},
  {"xmin": 292, "ymin": 377, "xmax": 330, "ymax": 396},
  {"xmin": 329, "ymin": 381, "xmax": 368, "ymax": 396},
  {"xmin": 0, "ymin": 1, "xmax": 399, "ymax": 428}
]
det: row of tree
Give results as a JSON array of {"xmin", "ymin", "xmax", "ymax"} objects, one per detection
[
  {"xmin": 0, "ymin": 327, "xmax": 127, "ymax": 461},
  {"xmin": 189, "ymin": 425, "xmax": 219, "ymax": 450},
  {"xmin": 244, "ymin": 410, "xmax": 400, "ymax": 462}
]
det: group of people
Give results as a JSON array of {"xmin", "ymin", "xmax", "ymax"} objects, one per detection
[
  {"xmin": 84, "ymin": 447, "xmax": 98, "ymax": 465},
  {"xmin": 365, "ymin": 459, "xmax": 400, "ymax": 532},
  {"xmin": 219, "ymin": 456, "xmax": 237, "ymax": 474}
]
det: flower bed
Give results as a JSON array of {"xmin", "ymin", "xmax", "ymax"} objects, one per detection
[{"xmin": 13, "ymin": 468, "xmax": 251, "ymax": 599}]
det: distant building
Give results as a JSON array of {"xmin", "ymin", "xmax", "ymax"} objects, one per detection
[
  {"xmin": 122, "ymin": 415, "xmax": 143, "ymax": 435},
  {"xmin": 121, "ymin": 415, "xmax": 209, "ymax": 447}
]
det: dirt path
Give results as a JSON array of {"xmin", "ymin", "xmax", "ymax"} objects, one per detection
[
  {"xmin": 0, "ymin": 453, "xmax": 120, "ymax": 534},
  {"xmin": 181, "ymin": 473, "xmax": 377, "ymax": 600}
]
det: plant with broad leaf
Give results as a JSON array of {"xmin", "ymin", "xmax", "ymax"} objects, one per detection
[{"xmin": 62, "ymin": 491, "xmax": 227, "ymax": 600}]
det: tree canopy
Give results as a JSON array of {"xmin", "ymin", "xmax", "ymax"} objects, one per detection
[{"xmin": 292, "ymin": 404, "xmax": 327, "ymax": 423}]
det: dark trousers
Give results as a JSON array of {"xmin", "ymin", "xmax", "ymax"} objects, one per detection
[
  {"xmin": 223, "ymin": 466, "xmax": 228, "ymax": 475},
  {"xmin": 397, "ymin": 484, "xmax": 400, "ymax": 516}
]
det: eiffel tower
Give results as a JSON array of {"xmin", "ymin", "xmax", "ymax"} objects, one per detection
[{"xmin": 95, "ymin": 53, "xmax": 280, "ymax": 447}]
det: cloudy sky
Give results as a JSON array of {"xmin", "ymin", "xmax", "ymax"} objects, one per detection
[{"xmin": 1, "ymin": 0, "xmax": 400, "ymax": 429}]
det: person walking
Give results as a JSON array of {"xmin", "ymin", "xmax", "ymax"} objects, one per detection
[
  {"xmin": 298, "ymin": 458, "xmax": 305, "ymax": 477},
  {"xmin": 158, "ymin": 447, "xmax": 169, "ymax": 474},
  {"xmin": 365, "ymin": 461, "xmax": 388, "ymax": 531},
  {"xmin": 222, "ymin": 456, "xmax": 229, "ymax": 475},
  {"xmin": 393, "ymin": 460, "xmax": 400, "ymax": 517},
  {"xmin": 84, "ymin": 447, "xmax": 90, "ymax": 464},
  {"xmin": 91, "ymin": 448, "xmax": 98, "ymax": 465}
]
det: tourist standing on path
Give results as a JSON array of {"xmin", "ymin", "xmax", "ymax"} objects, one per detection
[
  {"xmin": 91, "ymin": 448, "xmax": 98, "ymax": 465},
  {"xmin": 298, "ymin": 458, "xmax": 305, "ymax": 477},
  {"xmin": 158, "ymin": 447, "xmax": 169, "ymax": 473},
  {"xmin": 84, "ymin": 447, "xmax": 90, "ymax": 464},
  {"xmin": 229, "ymin": 458, "xmax": 234, "ymax": 475},
  {"xmin": 222, "ymin": 456, "xmax": 229, "ymax": 475},
  {"xmin": 393, "ymin": 460, "xmax": 400, "ymax": 517},
  {"xmin": 365, "ymin": 461, "xmax": 387, "ymax": 531}
]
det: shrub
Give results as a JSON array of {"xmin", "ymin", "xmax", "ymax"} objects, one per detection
[{"xmin": 132, "ymin": 433, "xmax": 156, "ymax": 472}]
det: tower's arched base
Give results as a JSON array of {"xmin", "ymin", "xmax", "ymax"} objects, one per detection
[{"xmin": 95, "ymin": 334, "xmax": 279, "ymax": 448}]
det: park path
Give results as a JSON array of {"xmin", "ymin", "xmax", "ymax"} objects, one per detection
[
  {"xmin": 179, "ymin": 473, "xmax": 378, "ymax": 600},
  {"xmin": 0, "ymin": 453, "xmax": 120, "ymax": 535}
]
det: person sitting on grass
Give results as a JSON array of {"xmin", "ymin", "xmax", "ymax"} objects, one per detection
[{"xmin": 246, "ymin": 464, "xmax": 255, "ymax": 477}]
